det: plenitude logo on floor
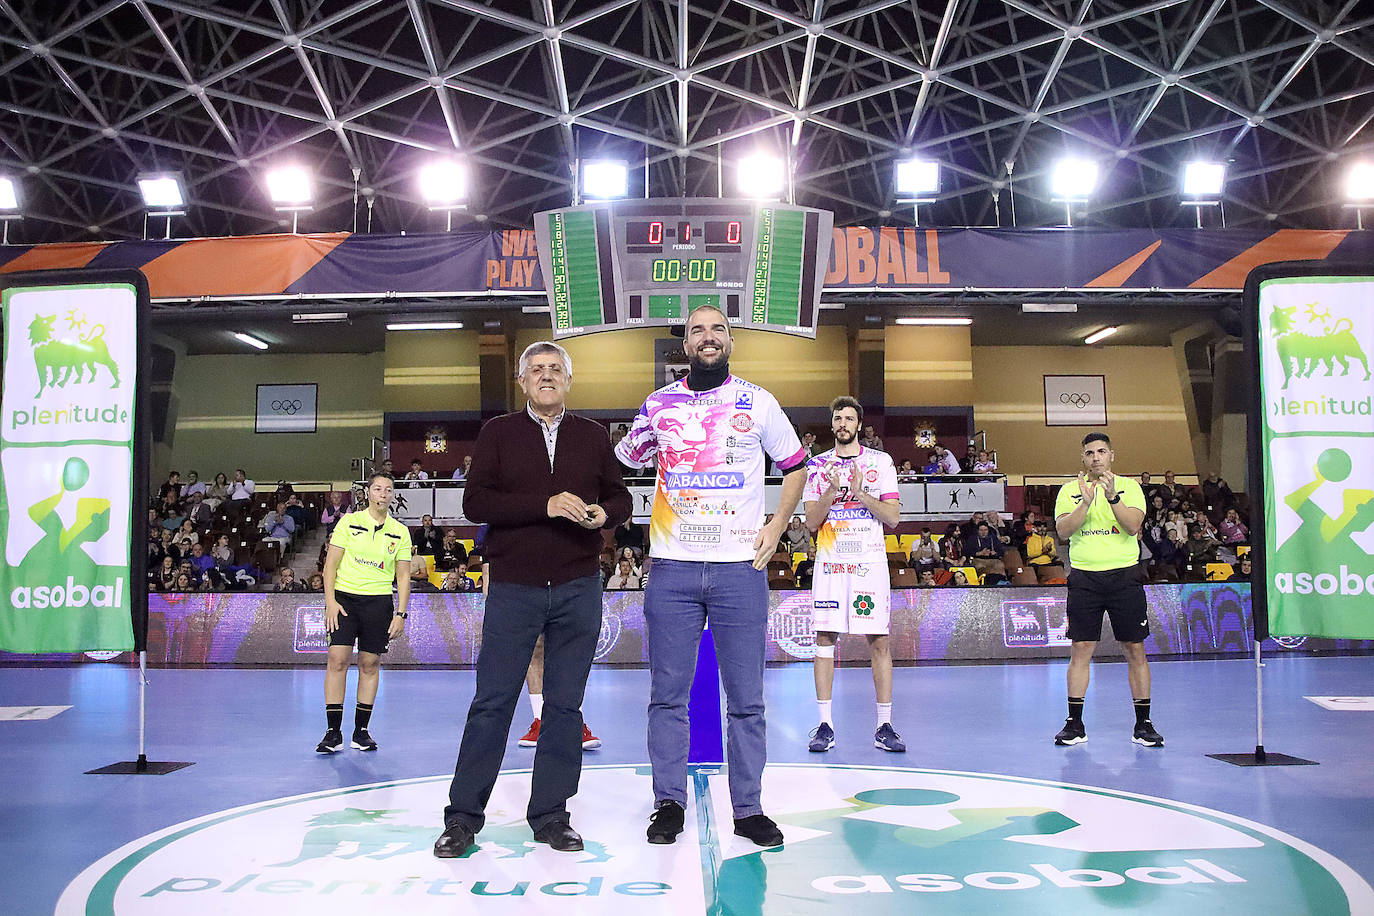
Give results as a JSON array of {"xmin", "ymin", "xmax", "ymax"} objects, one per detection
[
  {"xmin": 0, "ymin": 283, "xmax": 137, "ymax": 652},
  {"xmin": 58, "ymin": 764, "xmax": 1373, "ymax": 914},
  {"xmin": 1258, "ymin": 276, "xmax": 1374, "ymax": 638}
]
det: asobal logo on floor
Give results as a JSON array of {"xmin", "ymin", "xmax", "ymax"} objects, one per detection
[
  {"xmin": 0, "ymin": 283, "xmax": 137, "ymax": 653},
  {"xmin": 59, "ymin": 765, "xmax": 1373, "ymax": 914}
]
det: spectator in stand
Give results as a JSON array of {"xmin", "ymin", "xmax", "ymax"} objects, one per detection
[
  {"xmin": 173, "ymin": 571, "xmax": 195, "ymax": 592},
  {"xmin": 284, "ymin": 492, "xmax": 311, "ymax": 533},
  {"xmin": 614, "ymin": 516, "xmax": 646, "ymax": 561},
  {"xmin": 436, "ymin": 530, "xmax": 469, "ymax": 571},
  {"xmin": 859, "ymin": 424, "xmax": 883, "ymax": 452},
  {"xmin": 950, "ymin": 569, "xmax": 972, "ymax": 587},
  {"xmin": 918, "ymin": 569, "xmax": 938, "ymax": 587},
  {"xmin": 379, "ymin": 458, "xmax": 395, "ymax": 478},
  {"xmin": 187, "ymin": 541, "xmax": 215, "ymax": 579},
  {"xmin": 920, "ymin": 452, "xmax": 942, "ymax": 475},
  {"xmin": 452, "ymin": 455, "xmax": 473, "ymax": 480},
  {"xmin": 1148, "ymin": 526, "xmax": 1185, "ymax": 582},
  {"xmin": 1202, "ymin": 470, "xmax": 1236, "ymax": 516},
  {"xmin": 1185, "ymin": 523, "xmax": 1219, "ymax": 576},
  {"xmin": 182, "ymin": 470, "xmax": 207, "ymax": 502},
  {"xmin": 800, "ymin": 431, "xmax": 818, "ymax": 459},
  {"xmin": 964, "ymin": 522, "xmax": 1007, "ymax": 579},
  {"xmin": 794, "ymin": 544, "xmax": 816, "ymax": 589},
  {"xmin": 606, "ymin": 558, "xmax": 642, "ymax": 590},
  {"xmin": 896, "ymin": 459, "xmax": 916, "ymax": 480},
  {"xmin": 307, "ymin": 572, "xmax": 325, "ymax": 591},
  {"xmin": 1025, "ymin": 520, "xmax": 1062, "ymax": 581},
  {"xmin": 1012, "ymin": 509, "xmax": 1040, "ymax": 550},
  {"xmin": 320, "ymin": 491, "xmax": 349, "ymax": 534},
  {"xmin": 959, "ymin": 511, "xmax": 986, "ymax": 540},
  {"xmin": 275, "ymin": 567, "xmax": 305, "ymax": 593},
  {"xmin": 616, "ymin": 546, "xmax": 642, "ymax": 576},
  {"xmin": 152, "ymin": 555, "xmax": 176, "ymax": 591},
  {"xmin": 1147, "ymin": 494, "xmax": 1168, "ymax": 526},
  {"xmin": 146, "ymin": 528, "xmax": 166, "ymax": 567},
  {"xmin": 184, "ymin": 492, "xmax": 213, "ymax": 535},
  {"xmin": 961, "ymin": 446, "xmax": 978, "ymax": 473},
  {"xmin": 1155, "ymin": 469, "xmax": 1179, "ymax": 504},
  {"xmin": 211, "ymin": 534, "xmax": 233, "ymax": 566},
  {"xmin": 985, "ymin": 510, "xmax": 1011, "ymax": 546},
  {"xmin": 227, "ymin": 469, "xmax": 255, "ymax": 517},
  {"xmin": 405, "ymin": 458, "xmax": 430, "ymax": 487},
  {"xmin": 784, "ymin": 516, "xmax": 811, "ymax": 553},
  {"xmin": 158, "ymin": 470, "xmax": 182, "ymax": 505},
  {"xmin": 158, "ymin": 489, "xmax": 185, "ymax": 530},
  {"xmin": 1218, "ymin": 507, "xmax": 1249, "ymax": 546},
  {"xmin": 205, "ymin": 472, "xmax": 231, "ymax": 510},
  {"xmin": 1164, "ymin": 509, "xmax": 1187, "ymax": 543},
  {"xmin": 1232, "ymin": 553, "xmax": 1252, "ymax": 581},
  {"xmin": 452, "ymin": 563, "xmax": 480, "ymax": 592},
  {"xmin": 933, "ymin": 445, "xmax": 962, "ymax": 476},
  {"xmin": 411, "ymin": 562, "xmax": 440, "ymax": 593},
  {"xmin": 412, "ymin": 514, "xmax": 445, "ymax": 555},
  {"xmin": 940, "ymin": 526, "xmax": 966, "ymax": 569},
  {"xmin": 908, "ymin": 529, "xmax": 940, "ymax": 573},
  {"xmin": 158, "ymin": 529, "xmax": 181, "ymax": 562},
  {"xmin": 260, "ymin": 501, "xmax": 296, "ymax": 553},
  {"xmin": 973, "ymin": 450, "xmax": 998, "ymax": 475}
]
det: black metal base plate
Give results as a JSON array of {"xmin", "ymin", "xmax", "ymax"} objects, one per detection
[
  {"xmin": 85, "ymin": 760, "xmax": 195, "ymax": 775},
  {"xmin": 1207, "ymin": 751, "xmax": 1318, "ymax": 767}
]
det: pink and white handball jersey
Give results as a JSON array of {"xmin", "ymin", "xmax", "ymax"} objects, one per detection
[
  {"xmin": 803, "ymin": 447, "xmax": 900, "ymax": 560},
  {"xmin": 616, "ymin": 376, "xmax": 805, "ymax": 562}
]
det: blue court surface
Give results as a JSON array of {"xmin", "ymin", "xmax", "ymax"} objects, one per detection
[{"xmin": 4, "ymin": 654, "xmax": 1373, "ymax": 914}]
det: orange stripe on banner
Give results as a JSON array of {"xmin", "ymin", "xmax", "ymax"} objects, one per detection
[
  {"xmin": 139, "ymin": 233, "xmax": 350, "ymax": 298},
  {"xmin": 1086, "ymin": 240, "xmax": 1162, "ymax": 287},
  {"xmin": 1190, "ymin": 230, "xmax": 1349, "ymax": 288},
  {"xmin": 0, "ymin": 242, "xmax": 109, "ymax": 274}
]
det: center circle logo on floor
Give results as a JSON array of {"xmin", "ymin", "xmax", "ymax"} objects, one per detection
[{"xmin": 59, "ymin": 764, "xmax": 1372, "ymax": 915}]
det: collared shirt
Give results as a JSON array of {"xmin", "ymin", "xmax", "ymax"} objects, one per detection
[
  {"xmin": 329, "ymin": 509, "xmax": 414, "ymax": 595},
  {"xmin": 526, "ymin": 402, "xmax": 566, "ymax": 471}
]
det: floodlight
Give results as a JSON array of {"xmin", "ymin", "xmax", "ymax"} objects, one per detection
[
  {"xmin": 895, "ymin": 317, "xmax": 971, "ymax": 326},
  {"xmin": 1084, "ymin": 326, "xmax": 1118, "ymax": 345},
  {"xmin": 737, "ymin": 154, "xmax": 786, "ymax": 199},
  {"xmin": 895, "ymin": 158, "xmax": 940, "ymax": 197},
  {"xmin": 581, "ymin": 160, "xmax": 628, "ymax": 200},
  {"xmin": 386, "ymin": 321, "xmax": 464, "ymax": 331},
  {"xmin": 1050, "ymin": 158, "xmax": 1099, "ymax": 200},
  {"xmin": 138, "ymin": 175, "xmax": 185, "ymax": 209},
  {"xmin": 233, "ymin": 332, "xmax": 269, "ymax": 350},
  {"xmin": 0, "ymin": 176, "xmax": 21, "ymax": 212},
  {"xmin": 291, "ymin": 312, "xmax": 349, "ymax": 323},
  {"xmin": 265, "ymin": 166, "xmax": 313, "ymax": 207},
  {"xmin": 1346, "ymin": 161, "xmax": 1374, "ymax": 202},
  {"xmin": 419, "ymin": 161, "xmax": 469, "ymax": 207},
  {"xmin": 1182, "ymin": 161, "xmax": 1226, "ymax": 199}
]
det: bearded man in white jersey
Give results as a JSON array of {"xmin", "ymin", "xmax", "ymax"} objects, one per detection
[{"xmin": 802, "ymin": 397, "xmax": 904, "ymax": 753}]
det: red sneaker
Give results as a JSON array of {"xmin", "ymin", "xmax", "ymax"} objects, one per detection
[
  {"xmin": 581, "ymin": 723, "xmax": 601, "ymax": 750},
  {"xmin": 518, "ymin": 718, "xmax": 540, "ymax": 747}
]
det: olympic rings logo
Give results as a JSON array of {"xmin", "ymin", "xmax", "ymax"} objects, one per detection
[
  {"xmin": 271, "ymin": 399, "xmax": 303, "ymax": 414},
  {"xmin": 1059, "ymin": 392, "xmax": 1092, "ymax": 408}
]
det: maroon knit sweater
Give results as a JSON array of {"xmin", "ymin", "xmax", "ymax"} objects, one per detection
[{"xmin": 463, "ymin": 410, "xmax": 632, "ymax": 587}]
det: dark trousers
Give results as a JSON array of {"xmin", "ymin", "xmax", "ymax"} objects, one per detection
[{"xmin": 443, "ymin": 574, "xmax": 601, "ymax": 833}]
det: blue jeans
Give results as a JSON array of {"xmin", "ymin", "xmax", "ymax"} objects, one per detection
[
  {"xmin": 645, "ymin": 559, "xmax": 768, "ymax": 818},
  {"xmin": 444, "ymin": 574, "xmax": 601, "ymax": 833}
]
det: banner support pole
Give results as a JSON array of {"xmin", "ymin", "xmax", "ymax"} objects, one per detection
[
  {"xmin": 137, "ymin": 651, "xmax": 148, "ymax": 773},
  {"xmin": 1254, "ymin": 640, "xmax": 1266, "ymax": 763}
]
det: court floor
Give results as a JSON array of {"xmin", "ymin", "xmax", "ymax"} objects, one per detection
[{"xmin": 4, "ymin": 654, "xmax": 1372, "ymax": 914}]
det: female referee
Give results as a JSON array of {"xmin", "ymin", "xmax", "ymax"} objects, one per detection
[{"xmin": 317, "ymin": 472, "xmax": 413, "ymax": 753}]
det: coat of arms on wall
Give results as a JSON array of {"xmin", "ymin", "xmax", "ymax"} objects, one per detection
[
  {"xmin": 914, "ymin": 423, "xmax": 937, "ymax": 448},
  {"xmin": 424, "ymin": 426, "xmax": 448, "ymax": 454}
]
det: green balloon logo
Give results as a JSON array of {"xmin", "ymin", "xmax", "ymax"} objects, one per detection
[
  {"xmin": 62, "ymin": 457, "xmax": 90, "ymax": 491},
  {"xmin": 1317, "ymin": 448, "xmax": 1352, "ymax": 483}
]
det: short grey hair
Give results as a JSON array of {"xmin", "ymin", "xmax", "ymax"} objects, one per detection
[{"xmin": 516, "ymin": 341, "xmax": 573, "ymax": 379}]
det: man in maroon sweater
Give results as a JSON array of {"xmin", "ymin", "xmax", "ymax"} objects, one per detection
[{"xmin": 434, "ymin": 341, "xmax": 632, "ymax": 858}]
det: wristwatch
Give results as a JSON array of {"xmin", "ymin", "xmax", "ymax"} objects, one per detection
[
  {"xmin": 1106, "ymin": 493, "xmax": 1122, "ymax": 505},
  {"xmin": 394, "ymin": 611, "xmax": 408, "ymax": 619}
]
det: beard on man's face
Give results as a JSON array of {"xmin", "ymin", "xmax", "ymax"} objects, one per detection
[{"xmin": 834, "ymin": 427, "xmax": 857, "ymax": 444}]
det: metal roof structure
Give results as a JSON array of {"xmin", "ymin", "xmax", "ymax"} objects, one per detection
[{"xmin": 1, "ymin": 0, "xmax": 1371, "ymax": 245}]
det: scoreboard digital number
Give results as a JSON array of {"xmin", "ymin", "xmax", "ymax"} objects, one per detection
[{"xmin": 534, "ymin": 198, "xmax": 834, "ymax": 338}]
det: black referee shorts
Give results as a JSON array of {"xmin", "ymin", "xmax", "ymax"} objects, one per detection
[
  {"xmin": 1066, "ymin": 566, "xmax": 1149, "ymax": 643},
  {"xmin": 330, "ymin": 590, "xmax": 396, "ymax": 655}
]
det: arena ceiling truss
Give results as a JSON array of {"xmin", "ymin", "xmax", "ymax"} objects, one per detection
[{"xmin": 0, "ymin": 0, "xmax": 1371, "ymax": 246}]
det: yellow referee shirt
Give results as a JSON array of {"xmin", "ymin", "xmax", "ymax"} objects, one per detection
[
  {"xmin": 329, "ymin": 509, "xmax": 413, "ymax": 595},
  {"xmin": 1054, "ymin": 476, "xmax": 1146, "ymax": 572}
]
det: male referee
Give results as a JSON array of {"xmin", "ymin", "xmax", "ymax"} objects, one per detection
[{"xmin": 1053, "ymin": 432, "xmax": 1164, "ymax": 748}]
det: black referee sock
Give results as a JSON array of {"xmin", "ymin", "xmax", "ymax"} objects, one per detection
[
  {"xmin": 1067, "ymin": 697, "xmax": 1085, "ymax": 723},
  {"xmin": 325, "ymin": 703, "xmax": 343, "ymax": 732},
  {"xmin": 1134, "ymin": 698, "xmax": 1151, "ymax": 726},
  {"xmin": 355, "ymin": 702, "xmax": 374, "ymax": 734}
]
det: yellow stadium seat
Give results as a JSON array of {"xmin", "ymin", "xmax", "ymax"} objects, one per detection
[
  {"xmin": 792, "ymin": 552, "xmax": 806, "ymax": 571},
  {"xmin": 460, "ymin": 539, "xmax": 475, "ymax": 554},
  {"xmin": 898, "ymin": 534, "xmax": 917, "ymax": 554},
  {"xmin": 954, "ymin": 566, "xmax": 982, "ymax": 586},
  {"xmin": 465, "ymin": 571, "xmax": 483, "ymax": 586},
  {"xmin": 885, "ymin": 534, "xmax": 899, "ymax": 554},
  {"xmin": 1236, "ymin": 545, "xmax": 1250, "ymax": 557},
  {"xmin": 1206, "ymin": 563, "xmax": 1234, "ymax": 581},
  {"xmin": 428, "ymin": 570, "xmax": 445, "ymax": 588}
]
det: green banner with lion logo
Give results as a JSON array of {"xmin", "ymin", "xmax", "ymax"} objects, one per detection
[
  {"xmin": 1258, "ymin": 274, "xmax": 1374, "ymax": 638},
  {"xmin": 1, "ymin": 282, "xmax": 136, "ymax": 651}
]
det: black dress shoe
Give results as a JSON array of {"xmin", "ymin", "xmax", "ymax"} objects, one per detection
[
  {"xmin": 533, "ymin": 820, "xmax": 584, "ymax": 852},
  {"xmin": 433, "ymin": 823, "xmax": 476, "ymax": 858},
  {"xmin": 733, "ymin": 814, "xmax": 784, "ymax": 847},
  {"xmin": 646, "ymin": 801, "xmax": 685, "ymax": 844}
]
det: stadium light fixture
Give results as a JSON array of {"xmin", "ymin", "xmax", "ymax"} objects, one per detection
[
  {"xmin": 1050, "ymin": 157, "xmax": 1099, "ymax": 226},
  {"xmin": 580, "ymin": 159, "xmax": 628, "ymax": 202},
  {"xmin": 1084, "ymin": 326, "xmax": 1118, "ymax": 345},
  {"xmin": 266, "ymin": 165, "xmax": 313, "ymax": 232},
  {"xmin": 895, "ymin": 157, "xmax": 939, "ymax": 225},
  {"xmin": 233, "ymin": 332, "xmax": 269, "ymax": 350},
  {"xmin": 895, "ymin": 317, "xmax": 971, "ymax": 326},
  {"xmin": 0, "ymin": 176, "xmax": 18, "ymax": 244},
  {"xmin": 386, "ymin": 321, "xmax": 464, "ymax": 331},
  {"xmin": 137, "ymin": 173, "xmax": 186, "ymax": 239},
  {"xmin": 1181, "ymin": 161, "xmax": 1226, "ymax": 228},
  {"xmin": 737, "ymin": 153, "xmax": 787, "ymax": 200},
  {"xmin": 1345, "ymin": 161, "xmax": 1374, "ymax": 228},
  {"xmin": 419, "ymin": 160, "xmax": 469, "ymax": 229},
  {"xmin": 291, "ymin": 312, "xmax": 349, "ymax": 323}
]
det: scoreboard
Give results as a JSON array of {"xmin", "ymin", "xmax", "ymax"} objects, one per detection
[{"xmin": 534, "ymin": 198, "xmax": 833, "ymax": 338}]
